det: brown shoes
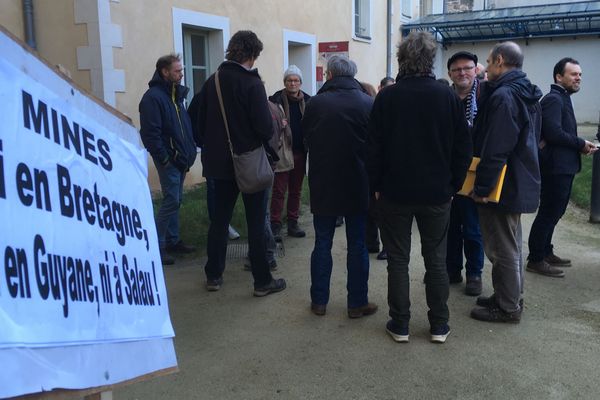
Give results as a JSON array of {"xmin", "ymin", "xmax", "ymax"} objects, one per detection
[
  {"xmin": 544, "ymin": 253, "xmax": 572, "ymax": 267},
  {"xmin": 311, "ymin": 303, "xmax": 327, "ymax": 316},
  {"xmin": 348, "ymin": 302, "xmax": 378, "ymax": 319},
  {"xmin": 526, "ymin": 260, "xmax": 565, "ymax": 278}
]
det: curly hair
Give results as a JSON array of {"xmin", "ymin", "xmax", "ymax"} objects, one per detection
[
  {"xmin": 225, "ymin": 30, "xmax": 263, "ymax": 63},
  {"xmin": 396, "ymin": 31, "xmax": 437, "ymax": 77}
]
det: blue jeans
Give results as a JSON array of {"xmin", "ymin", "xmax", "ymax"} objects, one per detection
[
  {"xmin": 154, "ymin": 160, "xmax": 185, "ymax": 248},
  {"xmin": 446, "ymin": 196, "xmax": 484, "ymax": 278},
  {"xmin": 527, "ymin": 173, "xmax": 574, "ymax": 262},
  {"xmin": 205, "ymin": 179, "xmax": 273, "ymax": 288},
  {"xmin": 310, "ymin": 214, "xmax": 370, "ymax": 309}
]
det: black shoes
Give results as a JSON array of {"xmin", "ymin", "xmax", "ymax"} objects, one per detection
[
  {"xmin": 376, "ymin": 250, "xmax": 388, "ymax": 260},
  {"xmin": 526, "ymin": 260, "xmax": 565, "ymax": 278},
  {"xmin": 465, "ymin": 276, "xmax": 482, "ymax": 296},
  {"xmin": 271, "ymin": 222, "xmax": 283, "ymax": 242},
  {"xmin": 471, "ymin": 304, "xmax": 521, "ymax": 323},
  {"xmin": 206, "ymin": 277, "xmax": 223, "ymax": 292},
  {"xmin": 386, "ymin": 320, "xmax": 409, "ymax": 343},
  {"xmin": 253, "ymin": 278, "xmax": 287, "ymax": 297},
  {"xmin": 166, "ymin": 240, "xmax": 196, "ymax": 254},
  {"xmin": 476, "ymin": 294, "xmax": 523, "ymax": 309},
  {"xmin": 159, "ymin": 249, "xmax": 175, "ymax": 265},
  {"xmin": 287, "ymin": 220, "xmax": 306, "ymax": 238}
]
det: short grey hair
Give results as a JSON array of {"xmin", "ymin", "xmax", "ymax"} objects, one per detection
[
  {"xmin": 396, "ymin": 31, "xmax": 437, "ymax": 77},
  {"xmin": 490, "ymin": 41, "xmax": 523, "ymax": 69},
  {"xmin": 327, "ymin": 55, "xmax": 358, "ymax": 78}
]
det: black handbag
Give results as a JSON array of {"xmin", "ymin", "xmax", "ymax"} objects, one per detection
[{"xmin": 215, "ymin": 70, "xmax": 274, "ymax": 194}]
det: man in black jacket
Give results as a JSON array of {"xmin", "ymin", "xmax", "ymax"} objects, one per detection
[
  {"xmin": 526, "ymin": 58, "xmax": 597, "ymax": 277},
  {"xmin": 190, "ymin": 30, "xmax": 286, "ymax": 297},
  {"xmin": 303, "ymin": 55, "xmax": 377, "ymax": 319},
  {"xmin": 368, "ymin": 31, "xmax": 472, "ymax": 343},
  {"xmin": 469, "ymin": 42, "xmax": 543, "ymax": 323},
  {"xmin": 139, "ymin": 54, "xmax": 197, "ymax": 265}
]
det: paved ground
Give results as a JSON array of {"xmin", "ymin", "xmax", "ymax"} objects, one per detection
[{"xmin": 115, "ymin": 200, "xmax": 600, "ymax": 400}]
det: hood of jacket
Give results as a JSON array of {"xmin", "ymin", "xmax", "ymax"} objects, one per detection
[
  {"xmin": 148, "ymin": 69, "xmax": 189, "ymax": 102},
  {"xmin": 480, "ymin": 69, "xmax": 542, "ymax": 105}
]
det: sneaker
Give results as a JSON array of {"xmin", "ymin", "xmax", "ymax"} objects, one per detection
[
  {"xmin": 206, "ymin": 277, "xmax": 223, "ymax": 292},
  {"xmin": 544, "ymin": 252, "xmax": 572, "ymax": 267},
  {"xmin": 386, "ymin": 320, "xmax": 409, "ymax": 343},
  {"xmin": 526, "ymin": 260, "xmax": 565, "ymax": 278},
  {"xmin": 476, "ymin": 294, "xmax": 523, "ymax": 309},
  {"xmin": 287, "ymin": 220, "xmax": 306, "ymax": 238},
  {"xmin": 271, "ymin": 222, "xmax": 283, "ymax": 242},
  {"xmin": 348, "ymin": 302, "xmax": 378, "ymax": 318},
  {"xmin": 335, "ymin": 216, "xmax": 344, "ymax": 227},
  {"xmin": 376, "ymin": 250, "xmax": 388, "ymax": 260},
  {"xmin": 470, "ymin": 305, "xmax": 521, "ymax": 323},
  {"xmin": 228, "ymin": 225, "xmax": 240, "ymax": 240},
  {"xmin": 430, "ymin": 324, "xmax": 451, "ymax": 343},
  {"xmin": 253, "ymin": 278, "xmax": 287, "ymax": 297},
  {"xmin": 166, "ymin": 240, "xmax": 196, "ymax": 254},
  {"xmin": 311, "ymin": 303, "xmax": 327, "ymax": 316},
  {"xmin": 159, "ymin": 249, "xmax": 175, "ymax": 265},
  {"xmin": 465, "ymin": 275, "xmax": 482, "ymax": 296}
]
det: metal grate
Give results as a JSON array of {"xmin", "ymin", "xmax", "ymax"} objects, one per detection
[{"xmin": 226, "ymin": 240, "xmax": 285, "ymax": 260}]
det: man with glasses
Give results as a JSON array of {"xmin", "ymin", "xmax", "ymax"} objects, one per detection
[
  {"xmin": 445, "ymin": 51, "xmax": 485, "ymax": 297},
  {"xmin": 269, "ymin": 66, "xmax": 311, "ymax": 239}
]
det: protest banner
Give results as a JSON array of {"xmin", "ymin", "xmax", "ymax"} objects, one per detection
[{"xmin": 0, "ymin": 26, "xmax": 177, "ymax": 398}]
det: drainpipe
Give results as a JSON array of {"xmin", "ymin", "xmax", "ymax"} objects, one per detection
[
  {"xmin": 386, "ymin": 0, "xmax": 392, "ymax": 77},
  {"xmin": 22, "ymin": 0, "xmax": 37, "ymax": 49},
  {"xmin": 590, "ymin": 117, "xmax": 600, "ymax": 223}
]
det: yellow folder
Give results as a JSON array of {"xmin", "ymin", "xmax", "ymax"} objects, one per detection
[{"xmin": 457, "ymin": 157, "xmax": 507, "ymax": 203}]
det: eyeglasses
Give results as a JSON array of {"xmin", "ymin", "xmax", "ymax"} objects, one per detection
[
  {"xmin": 450, "ymin": 65, "xmax": 475, "ymax": 73},
  {"xmin": 285, "ymin": 79, "xmax": 301, "ymax": 84}
]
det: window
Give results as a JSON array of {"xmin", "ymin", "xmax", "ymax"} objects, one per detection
[
  {"xmin": 354, "ymin": 0, "xmax": 371, "ymax": 40},
  {"xmin": 402, "ymin": 0, "xmax": 412, "ymax": 19},
  {"xmin": 183, "ymin": 29, "xmax": 209, "ymax": 101}
]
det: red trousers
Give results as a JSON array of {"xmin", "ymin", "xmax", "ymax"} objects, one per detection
[{"xmin": 270, "ymin": 152, "xmax": 306, "ymax": 224}]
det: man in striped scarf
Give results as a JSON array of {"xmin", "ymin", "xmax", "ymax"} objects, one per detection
[{"xmin": 445, "ymin": 51, "xmax": 485, "ymax": 297}]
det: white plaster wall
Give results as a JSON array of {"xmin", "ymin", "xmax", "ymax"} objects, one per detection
[{"xmin": 437, "ymin": 36, "xmax": 600, "ymax": 124}]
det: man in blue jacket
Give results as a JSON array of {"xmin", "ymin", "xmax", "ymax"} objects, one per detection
[
  {"xmin": 303, "ymin": 55, "xmax": 377, "ymax": 319},
  {"xmin": 526, "ymin": 58, "xmax": 597, "ymax": 278},
  {"xmin": 470, "ymin": 42, "xmax": 542, "ymax": 323},
  {"xmin": 139, "ymin": 54, "xmax": 197, "ymax": 265}
]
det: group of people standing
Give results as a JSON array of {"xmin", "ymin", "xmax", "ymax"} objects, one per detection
[{"xmin": 139, "ymin": 29, "xmax": 596, "ymax": 344}]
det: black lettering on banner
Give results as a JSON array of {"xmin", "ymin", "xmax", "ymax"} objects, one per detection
[
  {"xmin": 122, "ymin": 255, "xmax": 156, "ymax": 306},
  {"xmin": 0, "ymin": 140, "xmax": 5, "ymax": 199},
  {"xmin": 22, "ymin": 90, "xmax": 49, "ymax": 136},
  {"xmin": 15, "ymin": 163, "xmax": 52, "ymax": 211},
  {"xmin": 21, "ymin": 90, "xmax": 113, "ymax": 172},
  {"xmin": 4, "ymin": 246, "xmax": 31, "ymax": 298},
  {"xmin": 99, "ymin": 251, "xmax": 113, "ymax": 304}
]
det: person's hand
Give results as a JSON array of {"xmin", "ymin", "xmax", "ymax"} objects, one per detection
[
  {"xmin": 581, "ymin": 140, "xmax": 598, "ymax": 155},
  {"xmin": 469, "ymin": 191, "xmax": 488, "ymax": 204}
]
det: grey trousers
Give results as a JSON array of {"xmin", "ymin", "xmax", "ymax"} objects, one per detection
[
  {"xmin": 477, "ymin": 206, "xmax": 524, "ymax": 313},
  {"xmin": 379, "ymin": 197, "xmax": 451, "ymax": 328}
]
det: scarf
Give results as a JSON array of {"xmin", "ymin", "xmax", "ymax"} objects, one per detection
[
  {"xmin": 465, "ymin": 79, "xmax": 479, "ymax": 127},
  {"xmin": 281, "ymin": 90, "xmax": 305, "ymax": 121}
]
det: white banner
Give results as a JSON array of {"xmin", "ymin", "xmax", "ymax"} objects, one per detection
[{"xmin": 0, "ymin": 58, "xmax": 174, "ymax": 347}]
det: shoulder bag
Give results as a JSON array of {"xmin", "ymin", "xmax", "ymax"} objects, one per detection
[{"xmin": 215, "ymin": 70, "xmax": 274, "ymax": 194}]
